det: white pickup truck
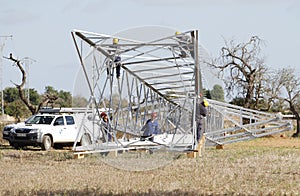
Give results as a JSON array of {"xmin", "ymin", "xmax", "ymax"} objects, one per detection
[
  {"xmin": 2, "ymin": 115, "xmax": 36, "ymax": 145},
  {"xmin": 8, "ymin": 108, "xmax": 98, "ymax": 150}
]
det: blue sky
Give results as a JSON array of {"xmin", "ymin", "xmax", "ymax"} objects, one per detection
[{"xmin": 1, "ymin": 0, "xmax": 299, "ymax": 94}]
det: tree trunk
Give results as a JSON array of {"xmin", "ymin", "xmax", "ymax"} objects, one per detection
[
  {"xmin": 245, "ymin": 71, "xmax": 256, "ymax": 109},
  {"xmin": 292, "ymin": 118, "xmax": 300, "ymax": 137},
  {"xmin": 5, "ymin": 54, "xmax": 57, "ymax": 115},
  {"xmin": 290, "ymin": 105, "xmax": 300, "ymax": 137}
]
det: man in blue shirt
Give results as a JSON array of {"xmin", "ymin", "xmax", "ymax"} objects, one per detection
[{"xmin": 141, "ymin": 112, "xmax": 161, "ymax": 141}]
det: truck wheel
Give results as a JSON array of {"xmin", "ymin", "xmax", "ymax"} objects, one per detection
[
  {"xmin": 41, "ymin": 135, "xmax": 52, "ymax": 150},
  {"xmin": 80, "ymin": 133, "xmax": 91, "ymax": 146}
]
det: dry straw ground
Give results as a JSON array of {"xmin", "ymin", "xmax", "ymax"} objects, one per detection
[{"xmin": 0, "ymin": 133, "xmax": 300, "ymax": 195}]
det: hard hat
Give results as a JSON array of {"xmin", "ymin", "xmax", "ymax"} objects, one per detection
[
  {"xmin": 113, "ymin": 38, "xmax": 119, "ymax": 44},
  {"xmin": 175, "ymin": 31, "xmax": 181, "ymax": 35},
  {"xmin": 203, "ymin": 99, "xmax": 209, "ymax": 107},
  {"xmin": 100, "ymin": 112, "xmax": 107, "ymax": 117}
]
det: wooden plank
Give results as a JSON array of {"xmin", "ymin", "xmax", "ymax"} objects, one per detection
[
  {"xmin": 186, "ymin": 151, "xmax": 197, "ymax": 158},
  {"xmin": 73, "ymin": 153, "xmax": 85, "ymax": 159}
]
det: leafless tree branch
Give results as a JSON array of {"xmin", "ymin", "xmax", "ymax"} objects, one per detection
[
  {"xmin": 4, "ymin": 54, "xmax": 58, "ymax": 114},
  {"xmin": 207, "ymin": 36, "xmax": 267, "ymax": 109}
]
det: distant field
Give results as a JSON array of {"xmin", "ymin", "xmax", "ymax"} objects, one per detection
[{"xmin": 0, "ymin": 133, "xmax": 299, "ymax": 195}]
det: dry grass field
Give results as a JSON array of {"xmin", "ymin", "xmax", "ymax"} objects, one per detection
[{"xmin": 0, "ymin": 132, "xmax": 300, "ymax": 195}]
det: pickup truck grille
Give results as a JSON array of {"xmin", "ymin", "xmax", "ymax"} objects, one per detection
[{"xmin": 15, "ymin": 128, "xmax": 32, "ymax": 133}]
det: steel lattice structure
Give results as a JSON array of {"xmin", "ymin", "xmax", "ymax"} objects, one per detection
[
  {"xmin": 71, "ymin": 28, "xmax": 292, "ymax": 156},
  {"xmin": 71, "ymin": 29, "xmax": 202, "ymax": 154}
]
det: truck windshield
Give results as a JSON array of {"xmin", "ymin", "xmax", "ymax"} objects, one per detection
[
  {"xmin": 26, "ymin": 115, "xmax": 55, "ymax": 125},
  {"xmin": 24, "ymin": 115, "xmax": 36, "ymax": 124}
]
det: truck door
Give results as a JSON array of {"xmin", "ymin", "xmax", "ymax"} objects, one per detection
[
  {"xmin": 52, "ymin": 116, "xmax": 68, "ymax": 142},
  {"xmin": 64, "ymin": 115, "xmax": 77, "ymax": 141},
  {"xmin": 52, "ymin": 115, "xmax": 77, "ymax": 143}
]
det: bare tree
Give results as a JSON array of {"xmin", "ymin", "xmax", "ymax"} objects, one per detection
[
  {"xmin": 4, "ymin": 54, "xmax": 58, "ymax": 114},
  {"xmin": 269, "ymin": 68, "xmax": 300, "ymax": 137},
  {"xmin": 263, "ymin": 70, "xmax": 285, "ymax": 111},
  {"xmin": 208, "ymin": 36, "xmax": 269, "ymax": 109}
]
